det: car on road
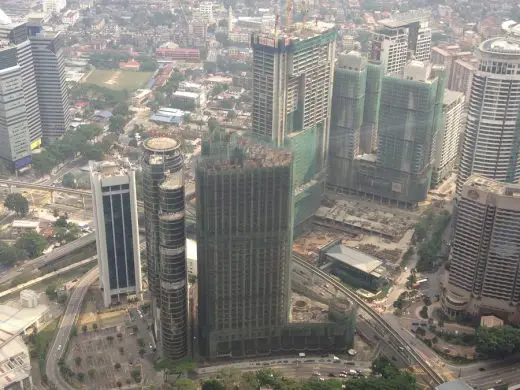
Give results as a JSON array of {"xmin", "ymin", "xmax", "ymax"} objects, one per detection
[
  {"xmin": 57, "ymin": 345, "xmax": 62, "ymax": 351},
  {"xmin": 312, "ymin": 372, "xmax": 321, "ymax": 377},
  {"xmin": 328, "ymin": 373, "xmax": 335, "ymax": 377}
]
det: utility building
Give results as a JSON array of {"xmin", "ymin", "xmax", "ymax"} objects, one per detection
[
  {"xmin": 90, "ymin": 160, "xmax": 142, "ymax": 308},
  {"xmin": 251, "ymin": 21, "xmax": 337, "ymax": 228},
  {"xmin": 142, "ymin": 137, "xmax": 188, "ymax": 360}
]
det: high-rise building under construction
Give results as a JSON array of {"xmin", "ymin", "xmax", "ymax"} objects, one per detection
[
  {"xmin": 142, "ymin": 137, "xmax": 188, "ymax": 360},
  {"xmin": 328, "ymin": 51, "xmax": 383, "ymax": 189},
  {"xmin": 196, "ymin": 139, "xmax": 294, "ymax": 358},
  {"xmin": 196, "ymin": 134, "xmax": 357, "ymax": 359},
  {"xmin": 251, "ymin": 21, "xmax": 337, "ymax": 227}
]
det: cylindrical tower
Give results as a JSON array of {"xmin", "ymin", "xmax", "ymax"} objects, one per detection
[
  {"xmin": 457, "ymin": 26, "xmax": 520, "ymax": 194},
  {"xmin": 142, "ymin": 137, "xmax": 188, "ymax": 360}
]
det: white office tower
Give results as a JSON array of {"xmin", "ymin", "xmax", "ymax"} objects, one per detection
[
  {"xmin": 431, "ymin": 90, "xmax": 465, "ymax": 187},
  {"xmin": 90, "ymin": 160, "xmax": 142, "ymax": 308},
  {"xmin": 456, "ymin": 22, "xmax": 520, "ymax": 195},
  {"xmin": 371, "ymin": 9, "xmax": 432, "ymax": 75},
  {"xmin": 442, "ymin": 176, "xmax": 520, "ymax": 323},
  {"xmin": 0, "ymin": 12, "xmax": 42, "ymax": 151},
  {"xmin": 43, "ymin": 0, "xmax": 67, "ymax": 16},
  {"xmin": 0, "ymin": 44, "xmax": 32, "ymax": 168},
  {"xmin": 28, "ymin": 27, "xmax": 71, "ymax": 143}
]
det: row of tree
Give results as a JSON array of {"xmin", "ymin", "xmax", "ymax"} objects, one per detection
[
  {"xmin": 32, "ymin": 124, "xmax": 105, "ymax": 175},
  {"xmin": 476, "ymin": 326, "xmax": 520, "ymax": 358},
  {"xmin": 196, "ymin": 357, "xmax": 418, "ymax": 390}
]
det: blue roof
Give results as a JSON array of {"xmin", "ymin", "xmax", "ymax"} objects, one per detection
[{"xmin": 149, "ymin": 107, "xmax": 186, "ymax": 125}]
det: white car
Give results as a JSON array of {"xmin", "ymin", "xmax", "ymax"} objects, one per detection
[{"xmin": 57, "ymin": 345, "xmax": 62, "ymax": 351}]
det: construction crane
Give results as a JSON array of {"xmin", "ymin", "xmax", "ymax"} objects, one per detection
[{"xmin": 286, "ymin": 0, "xmax": 293, "ymax": 27}]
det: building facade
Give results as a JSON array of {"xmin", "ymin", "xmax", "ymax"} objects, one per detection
[
  {"xmin": 371, "ymin": 9, "xmax": 432, "ymax": 75},
  {"xmin": 142, "ymin": 137, "xmax": 188, "ymax": 360},
  {"xmin": 0, "ymin": 45, "xmax": 32, "ymax": 169},
  {"xmin": 431, "ymin": 90, "xmax": 465, "ymax": 187},
  {"xmin": 251, "ymin": 21, "xmax": 337, "ymax": 227},
  {"xmin": 0, "ymin": 17, "xmax": 42, "ymax": 150},
  {"xmin": 442, "ymin": 175, "xmax": 520, "ymax": 323},
  {"xmin": 28, "ymin": 27, "xmax": 71, "ymax": 144},
  {"xmin": 328, "ymin": 51, "xmax": 383, "ymax": 189},
  {"xmin": 90, "ymin": 160, "xmax": 142, "ymax": 308},
  {"xmin": 456, "ymin": 28, "xmax": 520, "ymax": 194}
]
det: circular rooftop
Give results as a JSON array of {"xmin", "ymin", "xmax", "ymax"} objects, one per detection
[
  {"xmin": 480, "ymin": 36, "xmax": 520, "ymax": 56},
  {"xmin": 143, "ymin": 137, "xmax": 179, "ymax": 153}
]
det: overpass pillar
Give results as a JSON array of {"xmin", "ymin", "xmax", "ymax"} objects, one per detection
[{"xmin": 50, "ymin": 191, "xmax": 55, "ymax": 204}]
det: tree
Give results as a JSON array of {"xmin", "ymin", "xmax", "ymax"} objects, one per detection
[
  {"xmin": 92, "ymin": 323, "xmax": 98, "ymax": 331},
  {"xmin": 77, "ymin": 372, "xmax": 85, "ymax": 382},
  {"xmin": 114, "ymin": 362, "xmax": 121, "ymax": 370},
  {"xmin": 117, "ymin": 332, "xmax": 123, "ymax": 340},
  {"xmin": 71, "ymin": 325, "xmax": 77, "ymax": 337},
  {"xmin": 419, "ymin": 305, "xmax": 429, "ymax": 319},
  {"xmin": 116, "ymin": 381, "xmax": 122, "ymax": 388},
  {"xmin": 112, "ymin": 102, "xmax": 130, "ymax": 117},
  {"xmin": 62, "ymin": 173, "xmax": 76, "ymax": 188},
  {"xmin": 109, "ymin": 115, "xmax": 127, "ymax": 134},
  {"xmin": 52, "ymin": 208, "xmax": 59, "ymax": 218},
  {"xmin": 139, "ymin": 348, "xmax": 146, "ymax": 357},
  {"xmin": 4, "ymin": 193, "xmax": 29, "ymax": 216},
  {"xmin": 88, "ymin": 368, "xmax": 96, "ymax": 378},
  {"xmin": 0, "ymin": 242, "xmax": 27, "ymax": 266},
  {"xmin": 107, "ymin": 335, "xmax": 114, "ymax": 344},
  {"xmin": 82, "ymin": 324, "xmax": 88, "ymax": 334},
  {"xmin": 137, "ymin": 338, "xmax": 145, "ymax": 347},
  {"xmin": 15, "ymin": 231, "xmax": 46, "ymax": 258},
  {"xmin": 131, "ymin": 368, "xmax": 141, "ymax": 383},
  {"xmin": 201, "ymin": 379, "xmax": 225, "ymax": 390},
  {"xmin": 119, "ymin": 346, "xmax": 125, "ymax": 355},
  {"xmin": 45, "ymin": 283, "xmax": 57, "ymax": 298},
  {"xmin": 75, "ymin": 356, "xmax": 82, "ymax": 366},
  {"xmin": 226, "ymin": 110, "xmax": 236, "ymax": 120}
]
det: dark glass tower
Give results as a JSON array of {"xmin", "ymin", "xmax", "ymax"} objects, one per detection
[{"xmin": 142, "ymin": 137, "xmax": 188, "ymax": 360}]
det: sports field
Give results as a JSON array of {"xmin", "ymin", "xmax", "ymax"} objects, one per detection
[{"xmin": 84, "ymin": 69, "xmax": 153, "ymax": 91}]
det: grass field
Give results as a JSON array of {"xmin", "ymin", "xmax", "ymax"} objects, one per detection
[{"xmin": 84, "ymin": 69, "xmax": 153, "ymax": 91}]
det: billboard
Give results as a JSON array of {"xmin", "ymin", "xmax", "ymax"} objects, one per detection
[
  {"xmin": 14, "ymin": 155, "xmax": 32, "ymax": 170},
  {"xmin": 30, "ymin": 138, "xmax": 41, "ymax": 150}
]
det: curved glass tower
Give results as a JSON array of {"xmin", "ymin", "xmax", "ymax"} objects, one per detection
[{"xmin": 142, "ymin": 137, "xmax": 188, "ymax": 360}]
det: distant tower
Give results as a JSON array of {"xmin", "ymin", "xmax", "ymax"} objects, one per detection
[
  {"xmin": 228, "ymin": 6, "xmax": 234, "ymax": 32},
  {"xmin": 141, "ymin": 137, "xmax": 188, "ymax": 360},
  {"xmin": 456, "ymin": 24, "xmax": 520, "ymax": 195},
  {"xmin": 28, "ymin": 26, "xmax": 71, "ymax": 144},
  {"xmin": 251, "ymin": 21, "xmax": 337, "ymax": 227},
  {"xmin": 90, "ymin": 160, "xmax": 142, "ymax": 308}
]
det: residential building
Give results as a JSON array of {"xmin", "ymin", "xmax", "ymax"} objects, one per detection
[
  {"xmin": 450, "ymin": 57, "xmax": 477, "ymax": 102},
  {"xmin": 328, "ymin": 51, "xmax": 383, "ymax": 190},
  {"xmin": 371, "ymin": 9, "xmax": 432, "ymax": 75},
  {"xmin": 457, "ymin": 26, "xmax": 520, "ymax": 195},
  {"xmin": 155, "ymin": 47, "xmax": 200, "ymax": 61},
  {"xmin": 90, "ymin": 160, "xmax": 142, "ymax": 308},
  {"xmin": 172, "ymin": 91, "xmax": 205, "ymax": 110},
  {"xmin": 0, "ymin": 15, "xmax": 42, "ymax": 150},
  {"xmin": 197, "ymin": 2, "xmax": 214, "ymax": 23},
  {"xmin": 431, "ymin": 90, "xmax": 465, "ymax": 187},
  {"xmin": 196, "ymin": 135, "xmax": 356, "ymax": 359},
  {"xmin": 251, "ymin": 21, "xmax": 337, "ymax": 228},
  {"xmin": 28, "ymin": 27, "xmax": 71, "ymax": 144},
  {"xmin": 142, "ymin": 137, "xmax": 188, "ymax": 360},
  {"xmin": 442, "ymin": 175, "xmax": 520, "ymax": 323},
  {"xmin": 0, "ymin": 44, "xmax": 32, "ymax": 169},
  {"xmin": 42, "ymin": 0, "xmax": 66, "ymax": 15}
]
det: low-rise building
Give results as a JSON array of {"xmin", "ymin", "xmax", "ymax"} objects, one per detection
[
  {"xmin": 172, "ymin": 91, "xmax": 205, "ymax": 110},
  {"xmin": 0, "ymin": 336, "xmax": 32, "ymax": 389}
]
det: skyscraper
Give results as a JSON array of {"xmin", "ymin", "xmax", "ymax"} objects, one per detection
[
  {"xmin": 328, "ymin": 51, "xmax": 383, "ymax": 189},
  {"xmin": 431, "ymin": 90, "xmax": 465, "ymax": 187},
  {"xmin": 442, "ymin": 175, "xmax": 520, "ymax": 323},
  {"xmin": 456, "ymin": 25, "xmax": 520, "ymax": 195},
  {"xmin": 90, "ymin": 160, "xmax": 142, "ymax": 308},
  {"xmin": 28, "ymin": 27, "xmax": 71, "ymax": 144},
  {"xmin": 0, "ymin": 44, "xmax": 32, "ymax": 168},
  {"xmin": 371, "ymin": 9, "xmax": 432, "ymax": 75},
  {"xmin": 251, "ymin": 21, "xmax": 337, "ymax": 227},
  {"xmin": 142, "ymin": 137, "xmax": 188, "ymax": 360},
  {"xmin": 0, "ymin": 13, "xmax": 42, "ymax": 150},
  {"xmin": 196, "ymin": 139, "xmax": 294, "ymax": 358}
]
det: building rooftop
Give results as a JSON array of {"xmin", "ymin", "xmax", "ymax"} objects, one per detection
[
  {"xmin": 325, "ymin": 244, "xmax": 383, "ymax": 276},
  {"xmin": 435, "ymin": 380, "xmax": 474, "ymax": 390},
  {"xmin": 202, "ymin": 139, "xmax": 292, "ymax": 172},
  {"xmin": 0, "ymin": 302, "xmax": 49, "ymax": 337},
  {"xmin": 378, "ymin": 9, "xmax": 431, "ymax": 28},
  {"xmin": 481, "ymin": 33, "xmax": 520, "ymax": 56},
  {"xmin": 465, "ymin": 174, "xmax": 520, "ymax": 196},
  {"xmin": 89, "ymin": 159, "xmax": 133, "ymax": 179},
  {"xmin": 0, "ymin": 336, "xmax": 30, "ymax": 388},
  {"xmin": 443, "ymin": 90, "xmax": 464, "ymax": 106},
  {"xmin": 173, "ymin": 91, "xmax": 200, "ymax": 99},
  {"xmin": 143, "ymin": 137, "xmax": 180, "ymax": 153}
]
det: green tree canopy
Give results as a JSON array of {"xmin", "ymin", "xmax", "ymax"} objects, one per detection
[
  {"xmin": 109, "ymin": 115, "xmax": 127, "ymax": 134},
  {"xmin": 0, "ymin": 242, "xmax": 27, "ymax": 266},
  {"xmin": 4, "ymin": 193, "xmax": 29, "ymax": 216},
  {"xmin": 15, "ymin": 231, "xmax": 46, "ymax": 258},
  {"xmin": 62, "ymin": 173, "xmax": 76, "ymax": 188}
]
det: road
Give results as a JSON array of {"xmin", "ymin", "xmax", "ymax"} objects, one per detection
[
  {"xmin": 46, "ymin": 267, "xmax": 99, "ymax": 390},
  {"xmin": 292, "ymin": 255, "xmax": 444, "ymax": 387}
]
